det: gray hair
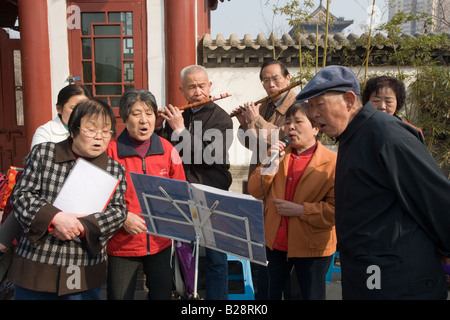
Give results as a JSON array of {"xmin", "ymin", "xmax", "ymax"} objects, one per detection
[
  {"xmin": 119, "ymin": 89, "xmax": 158, "ymax": 122},
  {"xmin": 180, "ymin": 65, "xmax": 209, "ymax": 86}
]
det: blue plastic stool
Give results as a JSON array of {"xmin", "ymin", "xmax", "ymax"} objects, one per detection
[
  {"xmin": 227, "ymin": 254, "xmax": 255, "ymax": 300},
  {"xmin": 325, "ymin": 252, "xmax": 341, "ymax": 283}
]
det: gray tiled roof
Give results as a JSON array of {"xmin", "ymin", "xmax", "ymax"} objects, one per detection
[{"xmin": 200, "ymin": 32, "xmax": 450, "ymax": 68}]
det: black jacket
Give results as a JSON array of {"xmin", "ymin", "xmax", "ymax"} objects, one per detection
[
  {"xmin": 159, "ymin": 101, "xmax": 233, "ymax": 191},
  {"xmin": 335, "ymin": 103, "xmax": 450, "ymax": 299}
]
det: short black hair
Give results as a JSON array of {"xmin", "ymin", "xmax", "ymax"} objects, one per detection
[
  {"xmin": 68, "ymin": 99, "xmax": 116, "ymax": 138},
  {"xmin": 56, "ymin": 84, "xmax": 92, "ymax": 107},
  {"xmin": 259, "ymin": 60, "xmax": 290, "ymax": 81},
  {"xmin": 119, "ymin": 89, "xmax": 158, "ymax": 122},
  {"xmin": 362, "ymin": 76, "xmax": 406, "ymax": 112},
  {"xmin": 285, "ymin": 101, "xmax": 317, "ymax": 128}
]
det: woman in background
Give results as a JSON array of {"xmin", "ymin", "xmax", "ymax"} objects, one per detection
[
  {"xmin": 1, "ymin": 84, "xmax": 92, "ymax": 253},
  {"xmin": 362, "ymin": 76, "xmax": 423, "ymax": 137},
  {"xmin": 31, "ymin": 84, "xmax": 92, "ymax": 148}
]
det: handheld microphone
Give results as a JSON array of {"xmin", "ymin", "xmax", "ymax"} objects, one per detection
[{"xmin": 262, "ymin": 136, "xmax": 291, "ymax": 169}]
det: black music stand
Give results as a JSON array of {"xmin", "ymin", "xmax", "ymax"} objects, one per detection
[{"xmin": 130, "ymin": 173, "xmax": 266, "ymax": 299}]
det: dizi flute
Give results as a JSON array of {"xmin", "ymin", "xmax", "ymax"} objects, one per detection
[
  {"xmin": 160, "ymin": 93, "xmax": 232, "ymax": 115},
  {"xmin": 230, "ymin": 79, "xmax": 306, "ymax": 118}
]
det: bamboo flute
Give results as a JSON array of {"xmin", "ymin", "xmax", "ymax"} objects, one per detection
[
  {"xmin": 161, "ymin": 93, "xmax": 232, "ymax": 115},
  {"xmin": 229, "ymin": 79, "xmax": 306, "ymax": 118}
]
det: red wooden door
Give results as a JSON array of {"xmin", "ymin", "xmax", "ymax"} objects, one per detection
[
  {"xmin": 68, "ymin": 1, "xmax": 147, "ymax": 134},
  {"xmin": 0, "ymin": 30, "xmax": 26, "ymax": 172}
]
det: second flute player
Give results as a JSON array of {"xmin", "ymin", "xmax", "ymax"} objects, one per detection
[
  {"xmin": 235, "ymin": 60, "xmax": 298, "ymax": 183},
  {"xmin": 230, "ymin": 81, "xmax": 304, "ymax": 118},
  {"xmin": 234, "ymin": 60, "xmax": 297, "ymax": 300}
]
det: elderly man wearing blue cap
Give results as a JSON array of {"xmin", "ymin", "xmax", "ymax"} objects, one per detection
[{"xmin": 296, "ymin": 65, "xmax": 450, "ymax": 300}]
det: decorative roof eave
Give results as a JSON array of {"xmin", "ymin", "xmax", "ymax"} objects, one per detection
[{"xmin": 200, "ymin": 33, "xmax": 450, "ymax": 68}]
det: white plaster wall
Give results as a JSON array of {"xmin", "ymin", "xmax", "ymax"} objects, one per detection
[
  {"xmin": 208, "ymin": 67, "xmax": 302, "ymax": 166},
  {"xmin": 207, "ymin": 66, "xmax": 418, "ymax": 166},
  {"xmin": 44, "ymin": 1, "xmax": 419, "ymax": 166},
  {"xmin": 47, "ymin": 0, "xmax": 71, "ymax": 117},
  {"xmin": 208, "ymin": 67, "xmax": 265, "ymax": 166},
  {"xmin": 147, "ymin": 0, "xmax": 166, "ymax": 107}
]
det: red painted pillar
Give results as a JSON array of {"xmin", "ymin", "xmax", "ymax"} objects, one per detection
[
  {"xmin": 197, "ymin": 0, "xmax": 212, "ymax": 37},
  {"xmin": 17, "ymin": 0, "xmax": 52, "ymax": 150},
  {"xmin": 164, "ymin": 0, "xmax": 197, "ymax": 107}
]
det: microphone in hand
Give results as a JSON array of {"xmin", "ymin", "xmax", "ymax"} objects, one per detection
[{"xmin": 262, "ymin": 136, "xmax": 291, "ymax": 171}]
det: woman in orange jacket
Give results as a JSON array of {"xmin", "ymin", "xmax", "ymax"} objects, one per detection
[{"xmin": 248, "ymin": 102, "xmax": 337, "ymax": 300}]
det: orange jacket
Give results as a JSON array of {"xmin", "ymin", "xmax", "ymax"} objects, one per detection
[{"xmin": 248, "ymin": 141, "xmax": 337, "ymax": 258}]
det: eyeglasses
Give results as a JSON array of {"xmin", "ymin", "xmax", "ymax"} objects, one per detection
[
  {"xmin": 262, "ymin": 76, "xmax": 283, "ymax": 85},
  {"xmin": 79, "ymin": 127, "xmax": 114, "ymax": 138}
]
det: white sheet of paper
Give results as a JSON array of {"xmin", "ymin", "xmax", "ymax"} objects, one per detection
[
  {"xmin": 53, "ymin": 158, "xmax": 119, "ymax": 215},
  {"xmin": 191, "ymin": 183, "xmax": 256, "ymax": 201}
]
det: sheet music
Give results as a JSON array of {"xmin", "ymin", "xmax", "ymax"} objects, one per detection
[
  {"xmin": 191, "ymin": 183, "xmax": 256, "ymax": 200},
  {"xmin": 53, "ymin": 158, "xmax": 120, "ymax": 215},
  {"xmin": 130, "ymin": 173, "xmax": 266, "ymax": 265}
]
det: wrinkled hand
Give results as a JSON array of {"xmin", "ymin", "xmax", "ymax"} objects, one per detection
[
  {"xmin": 260, "ymin": 140, "xmax": 288, "ymax": 175},
  {"xmin": 155, "ymin": 110, "xmax": 165, "ymax": 130},
  {"xmin": 160, "ymin": 104, "xmax": 185, "ymax": 133},
  {"xmin": 234, "ymin": 107, "xmax": 247, "ymax": 127},
  {"xmin": 272, "ymin": 198, "xmax": 304, "ymax": 217},
  {"xmin": 269, "ymin": 140, "xmax": 288, "ymax": 159},
  {"xmin": 50, "ymin": 212, "xmax": 86, "ymax": 241},
  {"xmin": 123, "ymin": 212, "xmax": 147, "ymax": 235},
  {"xmin": 233, "ymin": 102, "xmax": 261, "ymax": 127},
  {"xmin": 0, "ymin": 242, "xmax": 9, "ymax": 253}
]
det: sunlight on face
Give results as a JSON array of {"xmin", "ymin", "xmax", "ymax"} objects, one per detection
[
  {"xmin": 284, "ymin": 111, "xmax": 319, "ymax": 153},
  {"xmin": 72, "ymin": 115, "xmax": 112, "ymax": 159},
  {"xmin": 308, "ymin": 92, "xmax": 351, "ymax": 138},
  {"xmin": 58, "ymin": 95, "xmax": 89, "ymax": 126},
  {"xmin": 261, "ymin": 64, "xmax": 291, "ymax": 102},
  {"xmin": 369, "ymin": 87, "xmax": 398, "ymax": 115},
  {"xmin": 125, "ymin": 101, "xmax": 156, "ymax": 142},
  {"xmin": 180, "ymin": 70, "xmax": 212, "ymax": 106}
]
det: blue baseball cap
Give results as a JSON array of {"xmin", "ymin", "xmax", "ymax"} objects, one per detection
[{"xmin": 296, "ymin": 65, "xmax": 360, "ymax": 102}]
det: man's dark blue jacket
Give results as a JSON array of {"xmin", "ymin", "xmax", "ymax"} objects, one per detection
[{"xmin": 335, "ymin": 102, "xmax": 450, "ymax": 300}]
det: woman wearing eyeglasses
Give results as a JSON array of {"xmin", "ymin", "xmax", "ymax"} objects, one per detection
[
  {"xmin": 106, "ymin": 89, "xmax": 186, "ymax": 300},
  {"xmin": 8, "ymin": 99, "xmax": 127, "ymax": 300}
]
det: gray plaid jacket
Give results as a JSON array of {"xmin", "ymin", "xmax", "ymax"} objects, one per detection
[{"xmin": 11, "ymin": 139, "xmax": 127, "ymax": 268}]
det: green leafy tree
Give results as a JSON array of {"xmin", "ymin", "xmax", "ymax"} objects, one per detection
[
  {"xmin": 264, "ymin": 1, "xmax": 448, "ymax": 173},
  {"xmin": 372, "ymin": 11, "xmax": 449, "ymax": 176}
]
